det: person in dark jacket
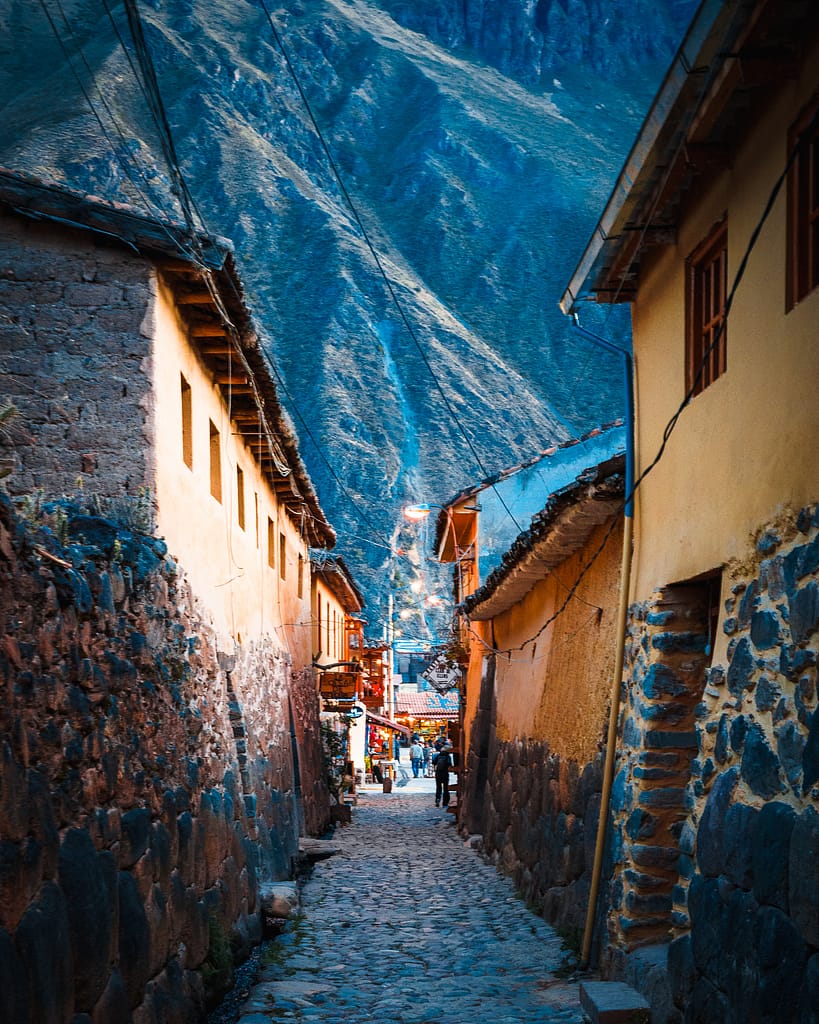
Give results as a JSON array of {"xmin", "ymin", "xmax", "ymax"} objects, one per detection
[{"xmin": 434, "ymin": 744, "xmax": 453, "ymax": 808}]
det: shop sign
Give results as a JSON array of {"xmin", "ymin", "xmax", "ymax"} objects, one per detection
[{"xmin": 422, "ymin": 655, "xmax": 462, "ymax": 694}]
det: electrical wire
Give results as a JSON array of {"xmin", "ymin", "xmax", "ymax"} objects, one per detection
[
  {"xmin": 256, "ymin": 0, "xmax": 526, "ymax": 535},
  {"xmin": 482, "ymin": 100, "xmax": 819, "ymax": 657}
]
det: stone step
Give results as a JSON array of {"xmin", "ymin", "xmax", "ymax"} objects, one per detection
[{"xmin": 579, "ymin": 980, "xmax": 650, "ymax": 1023}]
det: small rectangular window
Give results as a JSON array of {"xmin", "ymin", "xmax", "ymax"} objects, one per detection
[
  {"xmin": 686, "ymin": 218, "xmax": 727, "ymax": 397},
  {"xmin": 267, "ymin": 517, "xmax": 275, "ymax": 569},
  {"xmin": 209, "ymin": 420, "xmax": 222, "ymax": 502},
  {"xmin": 298, "ymin": 554, "xmax": 304, "ymax": 600},
  {"xmin": 180, "ymin": 374, "xmax": 192, "ymax": 469},
  {"xmin": 236, "ymin": 466, "xmax": 245, "ymax": 530},
  {"xmin": 254, "ymin": 493, "xmax": 259, "ymax": 548},
  {"xmin": 787, "ymin": 93, "xmax": 819, "ymax": 310},
  {"xmin": 279, "ymin": 532, "xmax": 287, "ymax": 581}
]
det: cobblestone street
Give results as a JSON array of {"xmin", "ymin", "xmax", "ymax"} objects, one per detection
[{"xmin": 237, "ymin": 782, "xmax": 584, "ymax": 1024}]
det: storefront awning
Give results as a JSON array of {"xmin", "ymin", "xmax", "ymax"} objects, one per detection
[{"xmin": 365, "ymin": 710, "xmax": 411, "ymax": 735}]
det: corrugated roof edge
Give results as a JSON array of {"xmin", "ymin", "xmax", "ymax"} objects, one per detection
[
  {"xmin": 461, "ymin": 453, "xmax": 625, "ymax": 619},
  {"xmin": 434, "ymin": 418, "xmax": 625, "ymax": 550}
]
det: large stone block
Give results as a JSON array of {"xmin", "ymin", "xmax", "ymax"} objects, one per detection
[
  {"xmin": 696, "ymin": 768, "xmax": 739, "ymax": 877},
  {"xmin": 15, "ymin": 880, "xmax": 74, "ymax": 1024},
  {"xmin": 741, "ymin": 724, "xmax": 784, "ymax": 799},
  {"xmin": 58, "ymin": 828, "xmax": 112, "ymax": 1011},
  {"xmin": 0, "ymin": 925, "xmax": 29, "ymax": 1023},
  {"xmin": 117, "ymin": 872, "xmax": 151, "ymax": 1010},
  {"xmin": 752, "ymin": 801, "xmax": 796, "ymax": 912},
  {"xmin": 755, "ymin": 904, "xmax": 808, "ymax": 1023},
  {"xmin": 722, "ymin": 803, "xmax": 758, "ymax": 889},
  {"xmin": 789, "ymin": 806, "xmax": 819, "ymax": 947}
]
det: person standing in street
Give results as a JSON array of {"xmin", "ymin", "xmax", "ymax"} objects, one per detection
[
  {"xmin": 409, "ymin": 739, "xmax": 423, "ymax": 778},
  {"xmin": 434, "ymin": 743, "xmax": 453, "ymax": 807}
]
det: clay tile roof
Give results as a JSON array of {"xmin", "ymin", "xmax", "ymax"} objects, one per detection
[{"xmin": 395, "ymin": 691, "xmax": 460, "ymax": 719}]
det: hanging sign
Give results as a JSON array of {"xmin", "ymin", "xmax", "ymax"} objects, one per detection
[{"xmin": 422, "ymin": 655, "xmax": 462, "ymax": 694}]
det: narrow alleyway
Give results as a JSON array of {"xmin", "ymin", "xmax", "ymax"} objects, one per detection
[{"xmin": 236, "ymin": 779, "xmax": 584, "ymax": 1024}]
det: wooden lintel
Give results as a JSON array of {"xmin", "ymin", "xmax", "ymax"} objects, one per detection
[
  {"xmin": 201, "ymin": 344, "xmax": 236, "ymax": 356},
  {"xmin": 177, "ymin": 291, "xmax": 216, "ymax": 305},
  {"xmin": 157, "ymin": 259, "xmax": 197, "ymax": 273},
  {"xmin": 191, "ymin": 324, "xmax": 228, "ymax": 338}
]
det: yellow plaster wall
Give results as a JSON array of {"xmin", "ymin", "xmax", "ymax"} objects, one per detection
[
  {"xmin": 466, "ymin": 519, "xmax": 623, "ymax": 764},
  {"xmin": 150, "ymin": 277, "xmax": 311, "ymax": 662},
  {"xmin": 631, "ymin": 57, "xmax": 819, "ymax": 602},
  {"xmin": 312, "ymin": 578, "xmax": 347, "ymax": 663}
]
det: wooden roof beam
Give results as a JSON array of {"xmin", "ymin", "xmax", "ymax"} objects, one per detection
[
  {"xmin": 191, "ymin": 324, "xmax": 228, "ymax": 338},
  {"xmin": 177, "ymin": 291, "xmax": 216, "ymax": 305}
]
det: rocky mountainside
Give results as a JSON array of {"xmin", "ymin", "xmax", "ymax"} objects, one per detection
[{"xmin": 0, "ymin": 0, "xmax": 695, "ymax": 619}]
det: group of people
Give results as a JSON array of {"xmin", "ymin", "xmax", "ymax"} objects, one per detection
[{"xmin": 408, "ymin": 733, "xmax": 454, "ymax": 808}]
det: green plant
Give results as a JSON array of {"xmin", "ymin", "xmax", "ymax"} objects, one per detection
[{"xmin": 201, "ymin": 914, "xmax": 234, "ymax": 1003}]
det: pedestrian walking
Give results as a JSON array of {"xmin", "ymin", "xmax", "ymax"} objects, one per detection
[
  {"xmin": 409, "ymin": 739, "xmax": 424, "ymax": 778},
  {"xmin": 434, "ymin": 743, "xmax": 453, "ymax": 807},
  {"xmin": 422, "ymin": 741, "xmax": 432, "ymax": 777}
]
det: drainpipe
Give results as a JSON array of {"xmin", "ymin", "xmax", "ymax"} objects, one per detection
[{"xmin": 569, "ymin": 314, "xmax": 635, "ymax": 970}]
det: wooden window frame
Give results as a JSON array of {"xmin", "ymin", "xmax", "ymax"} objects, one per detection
[
  {"xmin": 787, "ymin": 92, "xmax": 819, "ymax": 311},
  {"xmin": 685, "ymin": 217, "xmax": 727, "ymax": 397},
  {"xmin": 209, "ymin": 420, "xmax": 222, "ymax": 502},
  {"xmin": 267, "ymin": 517, "xmax": 275, "ymax": 569},
  {"xmin": 236, "ymin": 465, "xmax": 245, "ymax": 531},
  {"xmin": 180, "ymin": 374, "xmax": 193, "ymax": 470},
  {"xmin": 279, "ymin": 532, "xmax": 287, "ymax": 581}
]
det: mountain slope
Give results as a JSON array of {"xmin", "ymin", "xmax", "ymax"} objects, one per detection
[{"xmin": 0, "ymin": 0, "xmax": 695, "ymax": 618}]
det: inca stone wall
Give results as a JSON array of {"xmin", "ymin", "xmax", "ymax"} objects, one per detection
[
  {"xmin": 471, "ymin": 725, "xmax": 605, "ymax": 945},
  {"xmin": 0, "ymin": 494, "xmax": 328, "ymax": 1024},
  {"xmin": 611, "ymin": 506, "xmax": 819, "ymax": 1022},
  {"xmin": 0, "ymin": 211, "xmax": 156, "ymax": 498}
]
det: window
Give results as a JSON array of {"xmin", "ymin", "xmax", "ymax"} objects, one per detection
[
  {"xmin": 236, "ymin": 466, "xmax": 245, "ymax": 530},
  {"xmin": 254, "ymin": 493, "xmax": 259, "ymax": 548},
  {"xmin": 686, "ymin": 217, "xmax": 727, "ymax": 396},
  {"xmin": 298, "ymin": 554, "xmax": 304, "ymax": 600},
  {"xmin": 209, "ymin": 420, "xmax": 221, "ymax": 502},
  {"xmin": 267, "ymin": 517, "xmax": 275, "ymax": 569},
  {"xmin": 279, "ymin": 532, "xmax": 287, "ymax": 580},
  {"xmin": 180, "ymin": 375, "xmax": 193, "ymax": 469},
  {"xmin": 787, "ymin": 93, "xmax": 819, "ymax": 310}
]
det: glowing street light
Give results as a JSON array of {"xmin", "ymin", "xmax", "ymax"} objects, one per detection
[{"xmin": 402, "ymin": 503, "xmax": 438, "ymax": 521}]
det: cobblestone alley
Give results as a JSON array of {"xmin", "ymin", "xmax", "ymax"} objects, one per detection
[{"xmin": 236, "ymin": 779, "xmax": 584, "ymax": 1024}]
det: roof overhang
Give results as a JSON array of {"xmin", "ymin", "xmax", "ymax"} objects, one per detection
[
  {"xmin": 463, "ymin": 456, "xmax": 625, "ymax": 621},
  {"xmin": 559, "ymin": 0, "xmax": 816, "ymax": 313},
  {"xmin": 365, "ymin": 710, "xmax": 410, "ymax": 735}
]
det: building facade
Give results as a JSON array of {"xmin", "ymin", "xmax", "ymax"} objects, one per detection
[
  {"xmin": 0, "ymin": 169, "xmax": 335, "ymax": 1021},
  {"xmin": 561, "ymin": 1, "xmax": 819, "ymax": 1018}
]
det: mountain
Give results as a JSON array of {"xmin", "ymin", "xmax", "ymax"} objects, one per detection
[{"xmin": 0, "ymin": 0, "xmax": 696, "ymax": 623}]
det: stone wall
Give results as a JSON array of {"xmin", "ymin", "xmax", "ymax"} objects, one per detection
[
  {"xmin": 469, "ymin": 715, "xmax": 605, "ymax": 946},
  {"xmin": 0, "ymin": 211, "xmax": 156, "ymax": 499},
  {"xmin": 610, "ymin": 506, "xmax": 819, "ymax": 1022},
  {"xmin": 0, "ymin": 494, "xmax": 328, "ymax": 1023}
]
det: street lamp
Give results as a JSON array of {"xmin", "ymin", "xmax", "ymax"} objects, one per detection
[{"xmin": 402, "ymin": 503, "xmax": 438, "ymax": 521}]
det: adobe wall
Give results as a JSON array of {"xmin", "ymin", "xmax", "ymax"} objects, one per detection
[
  {"xmin": 0, "ymin": 211, "xmax": 155, "ymax": 498},
  {"xmin": 609, "ymin": 506, "xmax": 819, "ymax": 1022},
  {"xmin": 462, "ymin": 520, "xmax": 622, "ymax": 945},
  {"xmin": 0, "ymin": 495, "xmax": 329, "ymax": 1024}
]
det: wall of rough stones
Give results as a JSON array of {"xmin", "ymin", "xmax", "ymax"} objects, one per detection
[
  {"xmin": 468, "ymin": 705, "xmax": 606, "ymax": 946},
  {"xmin": 0, "ymin": 494, "xmax": 329, "ymax": 1024},
  {"xmin": 609, "ymin": 505, "xmax": 819, "ymax": 1022},
  {"xmin": 0, "ymin": 212, "xmax": 156, "ymax": 498}
]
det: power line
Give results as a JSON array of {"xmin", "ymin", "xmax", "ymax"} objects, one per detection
[
  {"xmin": 256, "ymin": 0, "xmax": 526, "ymax": 535},
  {"xmin": 473, "ymin": 104, "xmax": 819, "ymax": 656}
]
